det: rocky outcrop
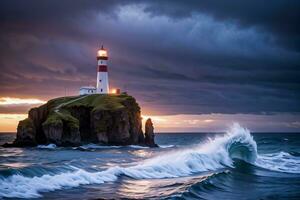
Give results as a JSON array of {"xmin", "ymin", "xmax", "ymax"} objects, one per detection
[
  {"xmin": 144, "ymin": 118, "xmax": 157, "ymax": 147},
  {"xmin": 13, "ymin": 118, "xmax": 37, "ymax": 147},
  {"xmin": 5, "ymin": 94, "xmax": 157, "ymax": 147}
]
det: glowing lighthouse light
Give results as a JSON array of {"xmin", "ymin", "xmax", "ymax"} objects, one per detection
[
  {"xmin": 97, "ymin": 49, "xmax": 107, "ymax": 57},
  {"xmin": 96, "ymin": 45, "xmax": 109, "ymax": 94}
]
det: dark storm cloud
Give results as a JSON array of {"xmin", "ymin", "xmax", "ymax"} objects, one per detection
[
  {"xmin": 0, "ymin": 0, "xmax": 299, "ymax": 115},
  {"xmin": 143, "ymin": 0, "xmax": 300, "ymax": 51}
]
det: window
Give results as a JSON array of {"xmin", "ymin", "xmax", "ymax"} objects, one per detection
[
  {"xmin": 101, "ymin": 89, "xmax": 103, "ymax": 92},
  {"xmin": 99, "ymin": 79, "xmax": 102, "ymax": 82}
]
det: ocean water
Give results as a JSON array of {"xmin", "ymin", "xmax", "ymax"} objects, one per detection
[{"xmin": 0, "ymin": 124, "xmax": 299, "ymax": 200}]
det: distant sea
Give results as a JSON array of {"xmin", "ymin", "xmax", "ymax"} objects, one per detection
[{"xmin": 0, "ymin": 124, "xmax": 300, "ymax": 199}]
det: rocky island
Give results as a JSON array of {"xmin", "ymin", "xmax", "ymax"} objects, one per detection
[{"xmin": 5, "ymin": 94, "xmax": 157, "ymax": 147}]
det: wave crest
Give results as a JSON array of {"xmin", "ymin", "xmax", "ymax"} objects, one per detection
[{"xmin": 225, "ymin": 123, "xmax": 257, "ymax": 163}]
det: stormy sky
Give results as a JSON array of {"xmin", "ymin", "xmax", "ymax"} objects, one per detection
[{"xmin": 0, "ymin": 0, "xmax": 299, "ymax": 131}]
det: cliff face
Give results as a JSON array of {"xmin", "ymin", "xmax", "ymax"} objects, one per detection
[{"xmin": 10, "ymin": 94, "xmax": 156, "ymax": 147}]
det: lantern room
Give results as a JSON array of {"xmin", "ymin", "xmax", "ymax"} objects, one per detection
[{"xmin": 97, "ymin": 46, "xmax": 108, "ymax": 59}]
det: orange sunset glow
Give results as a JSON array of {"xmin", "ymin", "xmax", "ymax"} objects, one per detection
[
  {"xmin": 0, "ymin": 97, "xmax": 46, "ymax": 132},
  {"xmin": 0, "ymin": 97, "xmax": 46, "ymax": 105},
  {"xmin": 0, "ymin": 114, "xmax": 27, "ymax": 132}
]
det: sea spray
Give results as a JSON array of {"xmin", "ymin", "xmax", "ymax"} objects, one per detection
[{"xmin": 0, "ymin": 123, "xmax": 260, "ymax": 198}]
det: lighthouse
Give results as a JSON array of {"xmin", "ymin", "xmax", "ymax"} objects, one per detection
[
  {"xmin": 96, "ymin": 46, "xmax": 109, "ymax": 94},
  {"xmin": 79, "ymin": 45, "xmax": 118, "ymax": 96}
]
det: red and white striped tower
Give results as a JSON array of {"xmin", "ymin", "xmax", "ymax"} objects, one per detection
[{"xmin": 96, "ymin": 45, "xmax": 109, "ymax": 94}]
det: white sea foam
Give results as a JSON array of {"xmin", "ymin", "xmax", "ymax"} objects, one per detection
[
  {"xmin": 37, "ymin": 144, "xmax": 57, "ymax": 149},
  {"xmin": 256, "ymin": 151, "xmax": 300, "ymax": 174},
  {"xmin": 0, "ymin": 168, "xmax": 121, "ymax": 198},
  {"xmin": 3, "ymin": 123, "xmax": 292, "ymax": 199},
  {"xmin": 79, "ymin": 144, "xmax": 152, "ymax": 150},
  {"xmin": 128, "ymin": 145, "xmax": 149, "ymax": 149},
  {"xmin": 159, "ymin": 145, "xmax": 175, "ymax": 148},
  {"xmin": 38, "ymin": 143, "xmax": 173, "ymax": 150},
  {"xmin": 79, "ymin": 144, "xmax": 122, "ymax": 150}
]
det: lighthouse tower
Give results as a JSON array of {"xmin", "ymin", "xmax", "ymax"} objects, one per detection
[{"xmin": 96, "ymin": 46, "xmax": 109, "ymax": 94}]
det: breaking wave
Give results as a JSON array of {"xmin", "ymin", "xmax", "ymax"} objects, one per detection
[{"xmin": 3, "ymin": 123, "xmax": 296, "ymax": 198}]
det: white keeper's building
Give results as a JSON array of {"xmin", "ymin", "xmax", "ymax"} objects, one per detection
[{"xmin": 79, "ymin": 86, "xmax": 96, "ymax": 95}]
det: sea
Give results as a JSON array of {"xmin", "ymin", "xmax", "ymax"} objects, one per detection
[{"xmin": 0, "ymin": 123, "xmax": 299, "ymax": 200}]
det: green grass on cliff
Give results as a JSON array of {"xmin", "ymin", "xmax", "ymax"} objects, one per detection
[
  {"xmin": 64, "ymin": 94, "xmax": 135, "ymax": 111},
  {"xmin": 47, "ymin": 96, "xmax": 78, "ymax": 109},
  {"xmin": 42, "ymin": 111, "xmax": 79, "ymax": 129},
  {"xmin": 41, "ymin": 94, "xmax": 136, "ymax": 129}
]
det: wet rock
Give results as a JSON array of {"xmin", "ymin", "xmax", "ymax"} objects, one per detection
[{"xmin": 144, "ymin": 118, "xmax": 158, "ymax": 147}]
